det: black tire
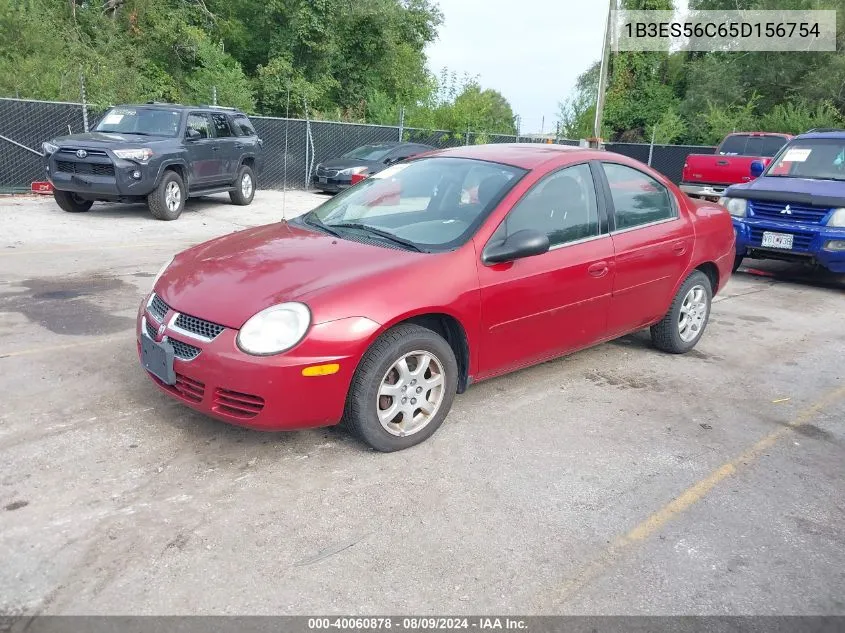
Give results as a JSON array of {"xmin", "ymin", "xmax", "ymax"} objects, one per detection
[
  {"xmin": 229, "ymin": 165, "xmax": 256, "ymax": 206},
  {"xmin": 650, "ymin": 270, "xmax": 713, "ymax": 354},
  {"xmin": 343, "ymin": 323, "xmax": 459, "ymax": 452},
  {"xmin": 732, "ymin": 254, "xmax": 744, "ymax": 273},
  {"xmin": 53, "ymin": 190, "xmax": 93, "ymax": 213},
  {"xmin": 147, "ymin": 170, "xmax": 185, "ymax": 221}
]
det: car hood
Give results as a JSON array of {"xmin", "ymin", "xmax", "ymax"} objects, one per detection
[
  {"xmin": 53, "ymin": 132, "xmax": 171, "ymax": 148},
  {"xmin": 727, "ymin": 176, "xmax": 845, "ymax": 207},
  {"xmin": 156, "ymin": 221, "xmax": 422, "ymax": 328},
  {"xmin": 319, "ymin": 158, "xmax": 386, "ymax": 173}
]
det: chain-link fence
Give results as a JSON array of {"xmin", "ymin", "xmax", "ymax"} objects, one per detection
[{"xmin": 0, "ymin": 97, "xmax": 716, "ymax": 194}]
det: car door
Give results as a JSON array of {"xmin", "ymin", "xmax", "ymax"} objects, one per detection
[
  {"xmin": 598, "ymin": 161, "xmax": 693, "ymax": 336},
  {"xmin": 184, "ymin": 112, "xmax": 219, "ymax": 187},
  {"xmin": 475, "ymin": 162, "xmax": 614, "ymax": 379},
  {"xmin": 209, "ymin": 112, "xmax": 239, "ymax": 182}
]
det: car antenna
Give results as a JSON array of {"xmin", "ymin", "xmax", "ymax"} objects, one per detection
[{"xmin": 282, "ymin": 83, "xmax": 290, "ymax": 222}]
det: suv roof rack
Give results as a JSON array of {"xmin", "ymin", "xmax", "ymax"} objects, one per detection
[
  {"xmin": 200, "ymin": 104, "xmax": 239, "ymax": 111},
  {"xmin": 805, "ymin": 127, "xmax": 845, "ymax": 133}
]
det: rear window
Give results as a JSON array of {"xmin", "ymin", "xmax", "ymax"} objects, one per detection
[{"xmin": 718, "ymin": 134, "xmax": 788, "ymax": 157}]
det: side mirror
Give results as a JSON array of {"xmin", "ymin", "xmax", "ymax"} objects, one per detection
[
  {"xmin": 750, "ymin": 160, "xmax": 765, "ymax": 178},
  {"xmin": 185, "ymin": 128, "xmax": 201, "ymax": 141},
  {"xmin": 483, "ymin": 229, "xmax": 550, "ymax": 265}
]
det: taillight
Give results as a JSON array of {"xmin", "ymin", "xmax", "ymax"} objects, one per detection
[{"xmin": 351, "ymin": 173, "xmax": 368, "ymax": 185}]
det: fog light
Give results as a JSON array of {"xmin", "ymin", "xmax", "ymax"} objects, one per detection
[
  {"xmin": 824, "ymin": 240, "xmax": 845, "ymax": 251},
  {"xmin": 131, "ymin": 170, "xmax": 141, "ymax": 180}
]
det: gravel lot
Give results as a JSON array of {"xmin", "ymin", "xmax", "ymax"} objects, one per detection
[{"xmin": 1, "ymin": 191, "xmax": 844, "ymax": 615}]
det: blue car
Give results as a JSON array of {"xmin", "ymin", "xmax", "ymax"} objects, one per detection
[{"xmin": 720, "ymin": 130, "xmax": 845, "ymax": 273}]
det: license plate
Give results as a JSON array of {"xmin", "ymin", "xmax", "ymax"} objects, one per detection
[
  {"xmin": 141, "ymin": 334, "xmax": 176, "ymax": 385},
  {"xmin": 761, "ymin": 231, "xmax": 794, "ymax": 249},
  {"xmin": 318, "ymin": 177, "xmax": 327, "ymax": 184}
]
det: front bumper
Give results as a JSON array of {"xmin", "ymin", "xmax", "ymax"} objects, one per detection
[
  {"xmin": 136, "ymin": 297, "xmax": 381, "ymax": 430},
  {"xmin": 733, "ymin": 218, "xmax": 845, "ymax": 273},
  {"xmin": 312, "ymin": 175, "xmax": 352, "ymax": 193},
  {"xmin": 45, "ymin": 150, "xmax": 158, "ymax": 199},
  {"xmin": 680, "ymin": 183, "xmax": 728, "ymax": 200}
]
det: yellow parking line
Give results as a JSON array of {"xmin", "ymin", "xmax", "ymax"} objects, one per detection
[
  {"xmin": 0, "ymin": 334, "xmax": 129, "ymax": 359},
  {"xmin": 0, "ymin": 242, "xmax": 187, "ymax": 257},
  {"xmin": 539, "ymin": 383, "xmax": 845, "ymax": 607}
]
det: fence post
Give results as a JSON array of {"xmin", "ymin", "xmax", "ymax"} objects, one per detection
[
  {"xmin": 79, "ymin": 73, "xmax": 89, "ymax": 133},
  {"xmin": 515, "ymin": 115, "xmax": 521, "ymax": 143},
  {"xmin": 648, "ymin": 126, "xmax": 656, "ymax": 167},
  {"xmin": 212, "ymin": 86, "xmax": 218, "ymax": 106},
  {"xmin": 465, "ymin": 125, "xmax": 470, "ymax": 146},
  {"xmin": 398, "ymin": 105, "xmax": 405, "ymax": 142}
]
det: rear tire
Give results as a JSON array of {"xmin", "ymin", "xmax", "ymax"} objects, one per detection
[
  {"xmin": 650, "ymin": 270, "xmax": 713, "ymax": 354},
  {"xmin": 148, "ymin": 170, "xmax": 185, "ymax": 221},
  {"xmin": 229, "ymin": 165, "xmax": 255, "ymax": 206},
  {"xmin": 54, "ymin": 190, "xmax": 93, "ymax": 213},
  {"xmin": 343, "ymin": 324, "xmax": 458, "ymax": 452}
]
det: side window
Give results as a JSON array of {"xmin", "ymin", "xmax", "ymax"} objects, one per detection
[
  {"xmin": 491, "ymin": 163, "xmax": 600, "ymax": 248},
  {"xmin": 186, "ymin": 113, "xmax": 210, "ymax": 139},
  {"xmin": 210, "ymin": 113, "xmax": 233, "ymax": 138},
  {"xmin": 602, "ymin": 162, "xmax": 674, "ymax": 231},
  {"xmin": 232, "ymin": 115, "xmax": 256, "ymax": 136}
]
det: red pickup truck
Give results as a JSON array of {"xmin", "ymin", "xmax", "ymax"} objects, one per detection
[{"xmin": 680, "ymin": 132, "xmax": 792, "ymax": 201}]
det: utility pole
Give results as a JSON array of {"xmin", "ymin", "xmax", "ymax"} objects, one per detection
[{"xmin": 593, "ymin": 0, "xmax": 616, "ymax": 147}]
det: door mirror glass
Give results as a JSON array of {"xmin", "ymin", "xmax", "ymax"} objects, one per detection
[
  {"xmin": 750, "ymin": 160, "xmax": 765, "ymax": 178},
  {"xmin": 483, "ymin": 229, "xmax": 550, "ymax": 265}
]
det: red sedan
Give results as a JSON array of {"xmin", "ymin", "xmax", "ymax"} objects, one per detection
[{"xmin": 138, "ymin": 144, "xmax": 735, "ymax": 451}]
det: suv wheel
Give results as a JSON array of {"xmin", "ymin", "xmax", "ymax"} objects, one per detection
[
  {"xmin": 229, "ymin": 165, "xmax": 256, "ymax": 206},
  {"xmin": 148, "ymin": 170, "xmax": 186, "ymax": 221},
  {"xmin": 54, "ymin": 190, "xmax": 93, "ymax": 213}
]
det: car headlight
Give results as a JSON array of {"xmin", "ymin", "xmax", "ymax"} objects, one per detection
[
  {"xmin": 827, "ymin": 208, "xmax": 845, "ymax": 227},
  {"xmin": 237, "ymin": 303, "xmax": 311, "ymax": 356},
  {"xmin": 337, "ymin": 166, "xmax": 368, "ymax": 176},
  {"xmin": 720, "ymin": 197, "xmax": 747, "ymax": 218},
  {"xmin": 151, "ymin": 256, "xmax": 174, "ymax": 292},
  {"xmin": 113, "ymin": 148, "xmax": 154, "ymax": 163},
  {"xmin": 42, "ymin": 141, "xmax": 59, "ymax": 155}
]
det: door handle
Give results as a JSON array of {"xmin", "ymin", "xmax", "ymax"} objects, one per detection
[
  {"xmin": 588, "ymin": 262, "xmax": 609, "ymax": 278},
  {"xmin": 234, "ymin": 143, "xmax": 244, "ymax": 149},
  {"xmin": 716, "ymin": 160, "xmax": 729, "ymax": 165},
  {"xmin": 212, "ymin": 146, "xmax": 219, "ymax": 151},
  {"xmin": 672, "ymin": 241, "xmax": 687, "ymax": 256}
]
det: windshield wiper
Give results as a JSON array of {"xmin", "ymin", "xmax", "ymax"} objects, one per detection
[
  {"xmin": 303, "ymin": 213, "xmax": 342, "ymax": 237},
  {"xmin": 328, "ymin": 222, "xmax": 424, "ymax": 252}
]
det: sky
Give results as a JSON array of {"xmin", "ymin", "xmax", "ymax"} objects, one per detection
[{"xmin": 425, "ymin": 0, "xmax": 610, "ymax": 134}]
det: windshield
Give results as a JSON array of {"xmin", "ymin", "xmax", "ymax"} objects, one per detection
[
  {"xmin": 765, "ymin": 138, "xmax": 845, "ymax": 181},
  {"xmin": 307, "ymin": 157, "xmax": 526, "ymax": 250},
  {"xmin": 342, "ymin": 145, "xmax": 396, "ymax": 161},
  {"xmin": 718, "ymin": 134, "xmax": 788, "ymax": 157},
  {"xmin": 95, "ymin": 107, "xmax": 181, "ymax": 137}
]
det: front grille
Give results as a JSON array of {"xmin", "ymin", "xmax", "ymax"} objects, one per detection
[
  {"xmin": 173, "ymin": 374, "xmax": 205, "ymax": 403},
  {"xmin": 213, "ymin": 388, "xmax": 265, "ymax": 420},
  {"xmin": 58, "ymin": 148, "xmax": 108, "ymax": 157},
  {"xmin": 749, "ymin": 200, "xmax": 830, "ymax": 224},
  {"xmin": 174, "ymin": 313, "xmax": 225, "ymax": 340},
  {"xmin": 55, "ymin": 160, "xmax": 115, "ymax": 176},
  {"xmin": 148, "ymin": 294, "xmax": 169, "ymax": 322},
  {"xmin": 749, "ymin": 226, "xmax": 815, "ymax": 252},
  {"xmin": 169, "ymin": 338, "xmax": 201, "ymax": 361},
  {"xmin": 145, "ymin": 320, "xmax": 157, "ymax": 339}
]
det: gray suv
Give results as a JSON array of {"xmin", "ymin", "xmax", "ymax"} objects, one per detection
[{"xmin": 42, "ymin": 103, "xmax": 263, "ymax": 220}]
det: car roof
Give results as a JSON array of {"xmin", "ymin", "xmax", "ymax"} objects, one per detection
[
  {"xmin": 794, "ymin": 130, "xmax": 845, "ymax": 140},
  {"xmin": 424, "ymin": 143, "xmax": 600, "ymax": 169},
  {"xmin": 118, "ymin": 103, "xmax": 248, "ymax": 115}
]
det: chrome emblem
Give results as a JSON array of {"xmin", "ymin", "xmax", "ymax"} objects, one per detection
[
  {"xmin": 157, "ymin": 324, "xmax": 166, "ymax": 337},
  {"xmin": 76, "ymin": 149, "xmax": 88, "ymax": 159},
  {"xmin": 781, "ymin": 205, "xmax": 792, "ymax": 215}
]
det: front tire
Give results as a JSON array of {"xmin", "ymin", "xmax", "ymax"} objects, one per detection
[
  {"xmin": 650, "ymin": 270, "xmax": 713, "ymax": 354},
  {"xmin": 229, "ymin": 165, "xmax": 255, "ymax": 206},
  {"xmin": 148, "ymin": 170, "xmax": 185, "ymax": 221},
  {"xmin": 54, "ymin": 190, "xmax": 93, "ymax": 213},
  {"xmin": 344, "ymin": 324, "xmax": 458, "ymax": 452}
]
